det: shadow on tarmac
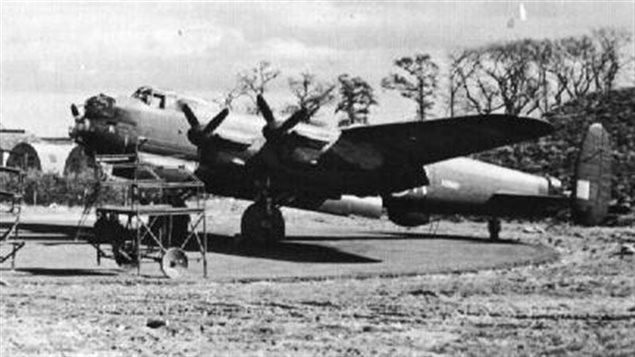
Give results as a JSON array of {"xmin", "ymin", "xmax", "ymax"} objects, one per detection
[
  {"xmin": 205, "ymin": 233, "xmax": 381, "ymax": 263},
  {"xmin": 0, "ymin": 222, "xmax": 78, "ymax": 236},
  {"xmin": 281, "ymin": 231, "xmax": 523, "ymax": 245},
  {"xmin": 2, "ymin": 223, "xmax": 522, "ymax": 268},
  {"xmin": 3, "ymin": 268, "xmax": 120, "ymax": 277},
  {"xmin": 366, "ymin": 231, "xmax": 523, "ymax": 244}
]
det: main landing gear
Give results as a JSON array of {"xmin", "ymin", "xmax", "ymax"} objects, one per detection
[
  {"xmin": 239, "ymin": 177, "xmax": 285, "ymax": 245},
  {"xmin": 240, "ymin": 197, "xmax": 285, "ymax": 245}
]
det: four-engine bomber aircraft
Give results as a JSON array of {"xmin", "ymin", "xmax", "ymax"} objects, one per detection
[{"xmin": 69, "ymin": 86, "xmax": 610, "ymax": 244}]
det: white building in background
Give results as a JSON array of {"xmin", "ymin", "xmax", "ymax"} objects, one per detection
[{"xmin": 6, "ymin": 139, "xmax": 92, "ymax": 176}]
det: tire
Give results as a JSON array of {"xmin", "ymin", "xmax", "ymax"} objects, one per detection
[
  {"xmin": 161, "ymin": 247, "xmax": 188, "ymax": 279},
  {"xmin": 240, "ymin": 203, "xmax": 285, "ymax": 245}
]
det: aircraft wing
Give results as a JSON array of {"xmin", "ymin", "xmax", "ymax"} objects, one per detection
[{"xmin": 331, "ymin": 115, "xmax": 553, "ymax": 168}]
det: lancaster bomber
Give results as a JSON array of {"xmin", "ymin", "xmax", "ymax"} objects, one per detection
[{"xmin": 69, "ymin": 86, "xmax": 611, "ymax": 245}]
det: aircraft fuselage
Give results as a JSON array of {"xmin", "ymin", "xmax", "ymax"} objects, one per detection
[{"xmin": 70, "ymin": 90, "xmax": 424, "ymax": 201}]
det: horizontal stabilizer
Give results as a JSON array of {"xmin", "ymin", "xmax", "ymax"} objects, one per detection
[{"xmin": 487, "ymin": 193, "xmax": 569, "ymax": 217}]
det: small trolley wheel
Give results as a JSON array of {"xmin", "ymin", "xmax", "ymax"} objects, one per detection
[{"xmin": 161, "ymin": 248, "xmax": 189, "ymax": 279}]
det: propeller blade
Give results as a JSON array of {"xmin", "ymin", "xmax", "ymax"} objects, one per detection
[
  {"xmin": 70, "ymin": 104, "xmax": 81, "ymax": 121},
  {"xmin": 256, "ymin": 95, "xmax": 275, "ymax": 123},
  {"xmin": 276, "ymin": 109, "xmax": 307, "ymax": 134},
  {"xmin": 202, "ymin": 108, "xmax": 229, "ymax": 136},
  {"xmin": 180, "ymin": 103, "xmax": 200, "ymax": 128}
]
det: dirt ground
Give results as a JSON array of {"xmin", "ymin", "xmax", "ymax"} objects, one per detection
[{"xmin": 1, "ymin": 203, "xmax": 634, "ymax": 356}]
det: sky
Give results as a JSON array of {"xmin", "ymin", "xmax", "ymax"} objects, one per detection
[{"xmin": 1, "ymin": 1, "xmax": 634, "ymax": 136}]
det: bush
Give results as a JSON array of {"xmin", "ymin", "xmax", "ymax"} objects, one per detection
[{"xmin": 4, "ymin": 170, "xmax": 124, "ymax": 207}]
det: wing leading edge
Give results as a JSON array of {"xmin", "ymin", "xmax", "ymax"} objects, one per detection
[{"xmin": 331, "ymin": 115, "xmax": 553, "ymax": 169}]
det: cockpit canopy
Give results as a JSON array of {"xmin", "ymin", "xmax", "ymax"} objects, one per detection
[
  {"xmin": 131, "ymin": 86, "xmax": 179, "ymax": 110},
  {"xmin": 130, "ymin": 86, "xmax": 216, "ymax": 117}
]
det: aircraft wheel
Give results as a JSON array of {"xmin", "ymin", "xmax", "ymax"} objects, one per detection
[
  {"xmin": 161, "ymin": 247, "xmax": 189, "ymax": 279},
  {"xmin": 488, "ymin": 218, "xmax": 501, "ymax": 240},
  {"xmin": 240, "ymin": 203, "xmax": 285, "ymax": 245}
]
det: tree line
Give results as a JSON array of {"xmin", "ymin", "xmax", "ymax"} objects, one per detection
[
  {"xmin": 448, "ymin": 28, "xmax": 632, "ymax": 117},
  {"xmin": 214, "ymin": 27, "xmax": 631, "ymax": 127}
]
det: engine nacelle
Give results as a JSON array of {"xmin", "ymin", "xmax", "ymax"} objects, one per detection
[
  {"xmin": 383, "ymin": 187, "xmax": 431, "ymax": 227},
  {"xmin": 386, "ymin": 207, "xmax": 431, "ymax": 227},
  {"xmin": 317, "ymin": 195, "xmax": 383, "ymax": 219}
]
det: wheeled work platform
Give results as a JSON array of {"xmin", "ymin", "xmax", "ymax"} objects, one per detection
[
  {"xmin": 83, "ymin": 149, "xmax": 209, "ymax": 278},
  {"xmin": 93, "ymin": 204, "xmax": 207, "ymax": 278}
]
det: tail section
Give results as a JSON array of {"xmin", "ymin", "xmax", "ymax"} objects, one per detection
[{"xmin": 571, "ymin": 123, "xmax": 612, "ymax": 225}]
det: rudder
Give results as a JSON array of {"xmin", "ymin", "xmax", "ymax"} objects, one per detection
[{"xmin": 571, "ymin": 123, "xmax": 612, "ymax": 225}]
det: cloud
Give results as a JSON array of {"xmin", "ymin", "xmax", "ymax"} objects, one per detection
[
  {"xmin": 1, "ymin": 3, "xmax": 247, "ymax": 65},
  {"xmin": 2, "ymin": 2, "xmax": 633, "ymax": 96},
  {"xmin": 272, "ymin": 2, "xmax": 375, "ymax": 30},
  {"xmin": 255, "ymin": 38, "xmax": 339, "ymax": 61}
]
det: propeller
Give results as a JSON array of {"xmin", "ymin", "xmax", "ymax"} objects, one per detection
[
  {"xmin": 179, "ymin": 95, "xmax": 306, "ymax": 151},
  {"xmin": 180, "ymin": 102, "xmax": 229, "ymax": 147},
  {"xmin": 256, "ymin": 95, "xmax": 306, "ymax": 141},
  {"xmin": 256, "ymin": 95, "xmax": 275, "ymax": 124},
  {"xmin": 70, "ymin": 104, "xmax": 83, "ymax": 122}
]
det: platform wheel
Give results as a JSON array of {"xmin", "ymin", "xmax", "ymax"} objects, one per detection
[{"xmin": 161, "ymin": 247, "xmax": 189, "ymax": 279}]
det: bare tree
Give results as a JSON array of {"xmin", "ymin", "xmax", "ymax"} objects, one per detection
[
  {"xmin": 590, "ymin": 28, "xmax": 632, "ymax": 94},
  {"xmin": 490, "ymin": 40, "xmax": 542, "ymax": 115},
  {"xmin": 237, "ymin": 61, "xmax": 281, "ymax": 110},
  {"xmin": 549, "ymin": 35, "xmax": 598, "ymax": 101},
  {"xmin": 451, "ymin": 40, "xmax": 542, "ymax": 116},
  {"xmin": 381, "ymin": 54, "xmax": 439, "ymax": 120},
  {"xmin": 530, "ymin": 39, "xmax": 557, "ymax": 115},
  {"xmin": 537, "ymin": 28, "xmax": 633, "ymax": 109},
  {"xmin": 447, "ymin": 50, "xmax": 472, "ymax": 117},
  {"xmin": 335, "ymin": 74, "xmax": 378, "ymax": 127},
  {"xmin": 283, "ymin": 71, "xmax": 336, "ymax": 122},
  {"xmin": 211, "ymin": 87, "xmax": 242, "ymax": 110},
  {"xmin": 451, "ymin": 49, "xmax": 504, "ymax": 115}
]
